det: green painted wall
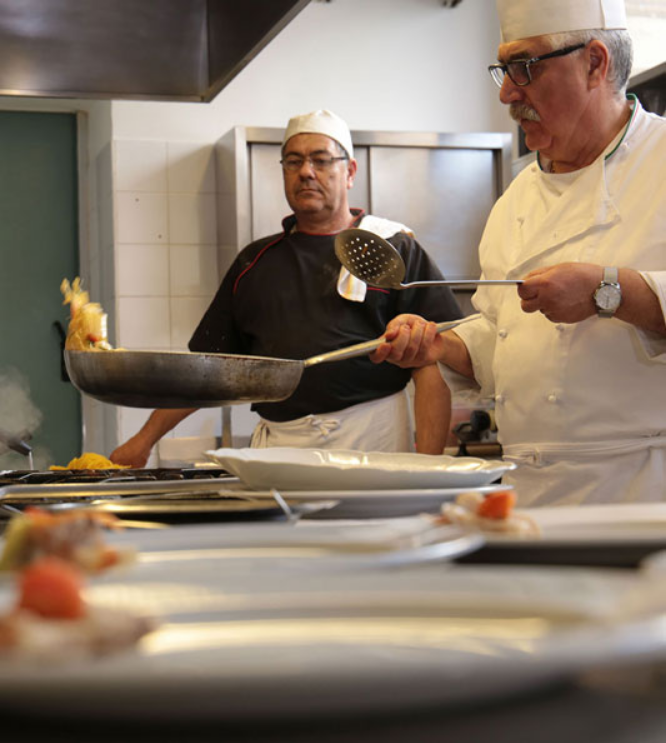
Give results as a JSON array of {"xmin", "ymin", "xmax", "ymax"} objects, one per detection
[{"xmin": 0, "ymin": 111, "xmax": 81, "ymax": 469}]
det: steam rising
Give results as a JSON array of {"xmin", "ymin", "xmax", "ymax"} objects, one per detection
[{"xmin": 0, "ymin": 367, "xmax": 43, "ymax": 467}]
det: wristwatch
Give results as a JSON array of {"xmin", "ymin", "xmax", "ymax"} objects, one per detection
[{"xmin": 593, "ymin": 266, "xmax": 622, "ymax": 318}]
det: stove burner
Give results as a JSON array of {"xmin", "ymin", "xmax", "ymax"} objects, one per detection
[{"xmin": 0, "ymin": 467, "xmax": 230, "ymax": 486}]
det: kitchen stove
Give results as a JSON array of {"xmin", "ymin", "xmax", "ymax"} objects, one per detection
[
  {"xmin": 0, "ymin": 467, "xmax": 239, "ymax": 510},
  {"xmin": 0, "ymin": 467, "xmax": 231, "ymax": 486},
  {"xmin": 0, "ymin": 466, "xmax": 318, "ymax": 526}
]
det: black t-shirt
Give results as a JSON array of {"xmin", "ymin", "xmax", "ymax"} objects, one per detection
[{"xmin": 189, "ymin": 212, "xmax": 462, "ymax": 421}]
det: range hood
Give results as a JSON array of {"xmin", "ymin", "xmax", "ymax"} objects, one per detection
[{"xmin": 0, "ymin": 0, "xmax": 311, "ymax": 102}]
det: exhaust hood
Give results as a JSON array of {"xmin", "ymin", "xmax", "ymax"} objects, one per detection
[{"xmin": 0, "ymin": 0, "xmax": 311, "ymax": 102}]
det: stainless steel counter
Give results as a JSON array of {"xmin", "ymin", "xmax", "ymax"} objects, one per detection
[{"xmin": 4, "ymin": 665, "xmax": 666, "ymax": 743}]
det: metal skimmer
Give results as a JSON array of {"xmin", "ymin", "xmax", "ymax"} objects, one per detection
[{"xmin": 334, "ymin": 228, "xmax": 522, "ymax": 289}]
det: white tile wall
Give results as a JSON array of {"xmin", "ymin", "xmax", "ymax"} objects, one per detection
[
  {"xmin": 116, "ymin": 244, "xmax": 169, "ymax": 297},
  {"xmin": 110, "ymin": 139, "xmax": 221, "ymax": 449},
  {"xmin": 167, "ymin": 142, "xmax": 216, "ymax": 194},
  {"xmin": 167, "ymin": 192, "xmax": 217, "ymax": 245},
  {"xmin": 116, "ymin": 192, "xmax": 168, "ymax": 244},
  {"xmin": 118, "ymin": 406, "xmax": 155, "ymax": 444},
  {"xmin": 229, "ymin": 404, "xmax": 260, "ymax": 447},
  {"xmin": 169, "ymin": 409, "xmax": 220, "ymax": 439},
  {"xmin": 116, "ymin": 297, "xmax": 171, "ymax": 349},
  {"xmin": 115, "ymin": 141, "xmax": 168, "ymax": 192},
  {"xmin": 117, "ymin": 406, "xmax": 160, "ymax": 467},
  {"xmin": 169, "ymin": 244, "xmax": 218, "ymax": 297},
  {"xmin": 157, "ymin": 436, "xmax": 219, "ymax": 467}
]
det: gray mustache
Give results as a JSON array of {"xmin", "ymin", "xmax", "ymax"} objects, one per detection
[{"xmin": 510, "ymin": 103, "xmax": 541, "ymax": 122}]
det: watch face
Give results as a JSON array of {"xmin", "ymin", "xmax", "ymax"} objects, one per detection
[{"xmin": 595, "ymin": 284, "xmax": 621, "ymax": 311}]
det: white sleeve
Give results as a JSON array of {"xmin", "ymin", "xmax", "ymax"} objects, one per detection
[
  {"xmin": 437, "ymin": 314, "xmax": 497, "ymax": 402},
  {"xmin": 634, "ymin": 271, "xmax": 666, "ymax": 362}
]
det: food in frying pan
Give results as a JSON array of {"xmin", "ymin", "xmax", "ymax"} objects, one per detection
[
  {"xmin": 0, "ymin": 557, "xmax": 156, "ymax": 660},
  {"xmin": 438, "ymin": 490, "xmax": 540, "ymax": 536},
  {"xmin": 50, "ymin": 452, "xmax": 128, "ymax": 470},
  {"xmin": 0, "ymin": 507, "xmax": 135, "ymax": 573},
  {"xmin": 60, "ymin": 277, "xmax": 113, "ymax": 351}
]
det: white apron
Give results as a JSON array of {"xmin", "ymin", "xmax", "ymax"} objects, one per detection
[
  {"xmin": 448, "ymin": 101, "xmax": 666, "ymax": 506},
  {"xmin": 250, "ymin": 389, "xmax": 415, "ymax": 452}
]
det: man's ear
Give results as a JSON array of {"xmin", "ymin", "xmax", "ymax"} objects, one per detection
[
  {"xmin": 346, "ymin": 158, "xmax": 358, "ymax": 189},
  {"xmin": 587, "ymin": 40, "xmax": 610, "ymax": 89}
]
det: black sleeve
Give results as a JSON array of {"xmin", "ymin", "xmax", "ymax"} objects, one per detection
[
  {"xmin": 188, "ymin": 233, "xmax": 285, "ymax": 354},
  {"xmin": 188, "ymin": 265, "xmax": 242, "ymax": 354},
  {"xmin": 389, "ymin": 233, "xmax": 463, "ymax": 322}
]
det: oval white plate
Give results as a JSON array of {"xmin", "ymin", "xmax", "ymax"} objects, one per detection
[
  {"xmin": 0, "ymin": 562, "xmax": 664, "ymax": 721},
  {"xmin": 206, "ymin": 447, "xmax": 514, "ymax": 491}
]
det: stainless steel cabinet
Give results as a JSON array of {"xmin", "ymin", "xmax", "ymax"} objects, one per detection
[{"xmin": 215, "ymin": 127, "xmax": 512, "ymax": 282}]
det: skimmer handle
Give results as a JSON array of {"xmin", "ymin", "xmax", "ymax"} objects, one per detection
[{"xmin": 303, "ymin": 315, "xmax": 479, "ymax": 368}]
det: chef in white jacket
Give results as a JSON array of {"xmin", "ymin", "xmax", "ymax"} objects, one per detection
[{"xmin": 373, "ymin": 0, "xmax": 666, "ymax": 506}]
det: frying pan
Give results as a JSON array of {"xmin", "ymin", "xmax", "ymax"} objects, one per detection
[{"xmin": 65, "ymin": 315, "xmax": 474, "ymax": 409}]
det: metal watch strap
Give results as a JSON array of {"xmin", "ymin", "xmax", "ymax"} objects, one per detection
[{"xmin": 604, "ymin": 266, "xmax": 619, "ymax": 285}]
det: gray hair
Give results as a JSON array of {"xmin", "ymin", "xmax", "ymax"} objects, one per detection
[{"xmin": 544, "ymin": 29, "xmax": 633, "ymax": 97}]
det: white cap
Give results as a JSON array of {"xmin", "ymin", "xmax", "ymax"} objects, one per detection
[
  {"xmin": 282, "ymin": 109, "xmax": 354, "ymax": 158},
  {"xmin": 497, "ymin": 0, "xmax": 627, "ymax": 43}
]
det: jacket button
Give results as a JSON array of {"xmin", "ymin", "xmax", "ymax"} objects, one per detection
[
  {"xmin": 495, "ymin": 394, "xmax": 504, "ymax": 404},
  {"xmin": 556, "ymin": 324, "xmax": 565, "ymax": 332},
  {"xmin": 547, "ymin": 394, "xmax": 558, "ymax": 404},
  {"xmin": 498, "ymin": 329, "xmax": 508, "ymax": 339}
]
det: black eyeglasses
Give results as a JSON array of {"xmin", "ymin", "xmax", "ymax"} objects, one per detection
[
  {"xmin": 280, "ymin": 155, "xmax": 348, "ymax": 173},
  {"xmin": 488, "ymin": 43, "xmax": 586, "ymax": 88}
]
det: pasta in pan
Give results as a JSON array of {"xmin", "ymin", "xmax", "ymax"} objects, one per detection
[{"xmin": 60, "ymin": 277, "xmax": 113, "ymax": 351}]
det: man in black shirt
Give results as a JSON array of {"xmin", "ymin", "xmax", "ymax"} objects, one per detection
[{"xmin": 111, "ymin": 110, "xmax": 461, "ymax": 466}]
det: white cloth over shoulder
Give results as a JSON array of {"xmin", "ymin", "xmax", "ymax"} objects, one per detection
[
  {"xmin": 336, "ymin": 216, "xmax": 414, "ymax": 303},
  {"xmin": 250, "ymin": 389, "xmax": 414, "ymax": 452}
]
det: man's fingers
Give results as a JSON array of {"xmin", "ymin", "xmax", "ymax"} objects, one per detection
[
  {"xmin": 422, "ymin": 321, "xmax": 440, "ymax": 347},
  {"xmin": 521, "ymin": 299, "xmax": 540, "ymax": 314},
  {"xmin": 369, "ymin": 343, "xmax": 392, "ymax": 365},
  {"xmin": 371, "ymin": 324, "xmax": 426, "ymax": 367},
  {"xmin": 518, "ymin": 281, "xmax": 539, "ymax": 300}
]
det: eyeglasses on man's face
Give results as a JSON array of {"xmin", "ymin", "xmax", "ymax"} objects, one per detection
[
  {"xmin": 488, "ymin": 43, "xmax": 586, "ymax": 88},
  {"xmin": 280, "ymin": 154, "xmax": 348, "ymax": 173}
]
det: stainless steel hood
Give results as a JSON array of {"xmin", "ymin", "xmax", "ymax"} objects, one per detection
[{"xmin": 0, "ymin": 0, "xmax": 311, "ymax": 102}]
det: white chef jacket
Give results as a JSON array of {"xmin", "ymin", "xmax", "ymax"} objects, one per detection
[{"xmin": 448, "ymin": 99, "xmax": 666, "ymax": 506}]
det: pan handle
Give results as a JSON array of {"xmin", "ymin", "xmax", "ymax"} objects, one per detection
[{"xmin": 303, "ymin": 314, "xmax": 480, "ymax": 368}]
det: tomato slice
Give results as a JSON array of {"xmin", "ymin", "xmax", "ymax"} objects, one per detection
[
  {"xmin": 17, "ymin": 557, "xmax": 87, "ymax": 620},
  {"xmin": 476, "ymin": 490, "xmax": 517, "ymax": 520}
]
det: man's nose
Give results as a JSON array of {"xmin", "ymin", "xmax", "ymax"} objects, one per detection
[
  {"xmin": 298, "ymin": 157, "xmax": 317, "ymax": 177},
  {"xmin": 499, "ymin": 75, "xmax": 523, "ymax": 105}
]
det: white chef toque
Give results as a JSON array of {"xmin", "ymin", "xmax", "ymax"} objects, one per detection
[
  {"xmin": 497, "ymin": 0, "xmax": 628, "ymax": 43},
  {"xmin": 282, "ymin": 109, "xmax": 354, "ymax": 159}
]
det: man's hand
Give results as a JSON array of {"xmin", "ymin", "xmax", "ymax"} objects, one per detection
[
  {"xmin": 518, "ymin": 262, "xmax": 601, "ymax": 323},
  {"xmin": 109, "ymin": 408, "xmax": 197, "ymax": 469},
  {"xmin": 109, "ymin": 435, "xmax": 152, "ymax": 468},
  {"xmin": 369, "ymin": 314, "xmax": 446, "ymax": 368}
]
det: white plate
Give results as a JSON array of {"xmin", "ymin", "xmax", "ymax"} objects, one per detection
[
  {"xmin": 206, "ymin": 447, "xmax": 514, "ymax": 491},
  {"xmin": 102, "ymin": 517, "xmax": 483, "ymax": 569},
  {"xmin": 272, "ymin": 484, "xmax": 510, "ymax": 518},
  {"xmin": 1, "ymin": 560, "xmax": 665, "ymax": 720},
  {"xmin": 488, "ymin": 503, "xmax": 666, "ymax": 545},
  {"xmin": 470, "ymin": 503, "xmax": 666, "ymax": 567}
]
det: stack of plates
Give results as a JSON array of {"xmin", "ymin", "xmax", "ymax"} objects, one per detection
[{"xmin": 205, "ymin": 447, "xmax": 515, "ymax": 519}]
